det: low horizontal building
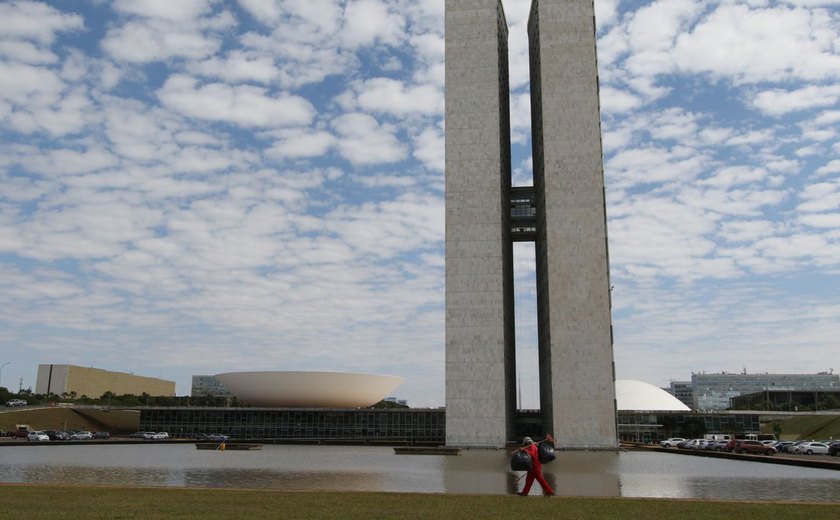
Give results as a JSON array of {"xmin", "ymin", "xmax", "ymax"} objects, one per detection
[
  {"xmin": 35, "ymin": 364, "xmax": 175, "ymax": 398},
  {"xmin": 730, "ymin": 389, "xmax": 840, "ymax": 410},
  {"xmin": 692, "ymin": 372, "xmax": 840, "ymax": 410},
  {"xmin": 140, "ymin": 407, "xmax": 445, "ymax": 444}
]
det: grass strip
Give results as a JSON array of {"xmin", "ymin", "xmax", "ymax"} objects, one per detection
[{"xmin": 1, "ymin": 484, "xmax": 836, "ymax": 520}]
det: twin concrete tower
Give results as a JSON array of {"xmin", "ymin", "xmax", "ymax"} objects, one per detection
[{"xmin": 445, "ymin": 0, "xmax": 617, "ymax": 448}]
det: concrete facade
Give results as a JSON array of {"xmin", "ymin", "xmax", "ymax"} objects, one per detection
[
  {"xmin": 445, "ymin": 0, "xmax": 617, "ymax": 448},
  {"xmin": 528, "ymin": 0, "xmax": 617, "ymax": 449},
  {"xmin": 35, "ymin": 364, "xmax": 175, "ymax": 398},
  {"xmin": 444, "ymin": 0, "xmax": 516, "ymax": 447}
]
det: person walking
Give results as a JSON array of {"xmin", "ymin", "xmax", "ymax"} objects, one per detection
[{"xmin": 517, "ymin": 435, "xmax": 554, "ymax": 497}]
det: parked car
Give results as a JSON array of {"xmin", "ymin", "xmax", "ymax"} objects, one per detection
[
  {"xmin": 93, "ymin": 431, "xmax": 111, "ymax": 439},
  {"xmin": 828, "ymin": 442, "xmax": 840, "ymax": 457},
  {"xmin": 786, "ymin": 441, "xmax": 808, "ymax": 453},
  {"xmin": 207, "ymin": 434, "xmax": 229, "ymax": 442},
  {"xmin": 5, "ymin": 399, "xmax": 27, "ymax": 407},
  {"xmin": 795, "ymin": 442, "xmax": 829, "ymax": 455},
  {"xmin": 43, "ymin": 430, "xmax": 70, "ymax": 441},
  {"xmin": 722, "ymin": 439, "xmax": 740, "ymax": 452},
  {"xmin": 130, "ymin": 431, "xmax": 155, "ymax": 439},
  {"xmin": 773, "ymin": 441, "xmax": 794, "ymax": 452},
  {"xmin": 735, "ymin": 440, "xmax": 776, "ymax": 455},
  {"xmin": 659, "ymin": 438, "xmax": 685, "ymax": 448},
  {"xmin": 143, "ymin": 432, "xmax": 169, "ymax": 440},
  {"xmin": 26, "ymin": 431, "xmax": 49, "ymax": 442},
  {"xmin": 70, "ymin": 431, "xmax": 93, "ymax": 440},
  {"xmin": 708, "ymin": 440, "xmax": 728, "ymax": 451}
]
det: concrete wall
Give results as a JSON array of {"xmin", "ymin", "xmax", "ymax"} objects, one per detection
[
  {"xmin": 444, "ymin": 0, "xmax": 515, "ymax": 447},
  {"xmin": 36, "ymin": 364, "xmax": 175, "ymax": 398},
  {"xmin": 529, "ymin": 0, "xmax": 617, "ymax": 448}
]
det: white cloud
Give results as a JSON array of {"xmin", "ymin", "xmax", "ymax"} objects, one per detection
[
  {"xmin": 188, "ymin": 51, "xmax": 279, "ymax": 84},
  {"xmin": 752, "ymin": 85, "xmax": 840, "ymax": 116},
  {"xmin": 412, "ymin": 126, "xmax": 444, "ymax": 173},
  {"xmin": 351, "ymin": 77, "xmax": 442, "ymax": 116},
  {"xmin": 157, "ymin": 74, "xmax": 315, "ymax": 128},
  {"xmin": 700, "ymin": 166, "xmax": 769, "ymax": 189},
  {"xmin": 0, "ymin": 40, "xmax": 58, "ymax": 64},
  {"xmin": 595, "ymin": 0, "xmax": 620, "ymax": 30},
  {"xmin": 0, "ymin": 1, "xmax": 84, "ymax": 44},
  {"xmin": 600, "ymin": 86, "xmax": 643, "ymax": 113},
  {"xmin": 815, "ymin": 159, "xmax": 840, "ymax": 176},
  {"xmin": 266, "ymin": 130, "xmax": 336, "ymax": 160},
  {"xmin": 0, "ymin": 62, "xmax": 64, "ymax": 104},
  {"xmin": 332, "ymin": 113, "xmax": 408, "ymax": 165},
  {"xmin": 113, "ymin": 0, "xmax": 216, "ymax": 22},
  {"xmin": 673, "ymin": 4, "xmax": 840, "ymax": 83},
  {"xmin": 102, "ymin": 20, "xmax": 223, "ymax": 63},
  {"xmin": 341, "ymin": 0, "xmax": 405, "ymax": 48}
]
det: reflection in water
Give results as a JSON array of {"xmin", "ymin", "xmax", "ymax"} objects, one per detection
[
  {"xmin": 0, "ymin": 445, "xmax": 837, "ymax": 501},
  {"xmin": 544, "ymin": 452, "xmax": 621, "ymax": 497}
]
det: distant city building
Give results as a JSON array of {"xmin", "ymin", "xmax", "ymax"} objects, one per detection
[
  {"xmin": 730, "ymin": 389, "xmax": 840, "ymax": 410},
  {"xmin": 35, "ymin": 364, "xmax": 175, "ymax": 398},
  {"xmin": 691, "ymin": 372, "xmax": 840, "ymax": 410},
  {"xmin": 191, "ymin": 375, "xmax": 232, "ymax": 398},
  {"xmin": 666, "ymin": 381, "xmax": 693, "ymax": 409}
]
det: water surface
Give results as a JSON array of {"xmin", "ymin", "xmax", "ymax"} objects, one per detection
[{"xmin": 0, "ymin": 445, "xmax": 837, "ymax": 501}]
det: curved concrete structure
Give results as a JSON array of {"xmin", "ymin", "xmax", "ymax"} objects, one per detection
[
  {"xmin": 615, "ymin": 380, "xmax": 691, "ymax": 412},
  {"xmin": 214, "ymin": 371, "xmax": 404, "ymax": 408}
]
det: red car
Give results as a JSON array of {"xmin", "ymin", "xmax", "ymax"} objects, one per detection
[{"xmin": 734, "ymin": 440, "xmax": 776, "ymax": 455}]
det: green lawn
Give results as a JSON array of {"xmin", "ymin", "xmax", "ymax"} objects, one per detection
[
  {"xmin": 1, "ymin": 485, "xmax": 836, "ymax": 520},
  {"xmin": 765, "ymin": 415, "xmax": 840, "ymax": 440}
]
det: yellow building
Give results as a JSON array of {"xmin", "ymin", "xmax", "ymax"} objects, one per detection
[{"xmin": 35, "ymin": 364, "xmax": 175, "ymax": 398}]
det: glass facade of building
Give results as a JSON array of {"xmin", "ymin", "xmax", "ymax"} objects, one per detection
[
  {"xmin": 667, "ymin": 381, "xmax": 693, "ymax": 409},
  {"xmin": 617, "ymin": 412, "xmax": 761, "ymax": 444},
  {"xmin": 138, "ymin": 408, "xmax": 761, "ymax": 446},
  {"xmin": 692, "ymin": 373, "xmax": 840, "ymax": 410},
  {"xmin": 140, "ymin": 407, "xmax": 446, "ymax": 444},
  {"xmin": 190, "ymin": 375, "xmax": 232, "ymax": 398}
]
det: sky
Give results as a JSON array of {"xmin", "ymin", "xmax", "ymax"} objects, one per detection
[{"xmin": 0, "ymin": 0, "xmax": 838, "ymax": 408}]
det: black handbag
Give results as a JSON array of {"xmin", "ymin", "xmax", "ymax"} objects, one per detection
[
  {"xmin": 538, "ymin": 441, "xmax": 556, "ymax": 464},
  {"xmin": 510, "ymin": 450, "xmax": 533, "ymax": 471}
]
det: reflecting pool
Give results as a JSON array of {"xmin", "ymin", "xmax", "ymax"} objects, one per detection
[{"xmin": 0, "ymin": 445, "xmax": 837, "ymax": 501}]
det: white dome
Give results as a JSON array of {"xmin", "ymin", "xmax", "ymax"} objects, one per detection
[
  {"xmin": 615, "ymin": 379, "xmax": 690, "ymax": 411},
  {"xmin": 215, "ymin": 371, "xmax": 404, "ymax": 408}
]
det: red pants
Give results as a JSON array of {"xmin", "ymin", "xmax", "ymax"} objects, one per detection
[{"xmin": 521, "ymin": 468, "xmax": 553, "ymax": 496}]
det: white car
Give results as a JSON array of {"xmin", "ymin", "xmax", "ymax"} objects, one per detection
[
  {"xmin": 70, "ymin": 431, "xmax": 93, "ymax": 440},
  {"xmin": 26, "ymin": 431, "xmax": 49, "ymax": 442},
  {"xmin": 5, "ymin": 399, "xmax": 27, "ymax": 407},
  {"xmin": 796, "ymin": 442, "xmax": 829, "ymax": 455},
  {"xmin": 144, "ymin": 432, "xmax": 169, "ymax": 440},
  {"xmin": 659, "ymin": 438, "xmax": 685, "ymax": 448}
]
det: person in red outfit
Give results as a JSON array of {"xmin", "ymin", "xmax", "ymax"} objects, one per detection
[{"xmin": 517, "ymin": 435, "xmax": 554, "ymax": 496}]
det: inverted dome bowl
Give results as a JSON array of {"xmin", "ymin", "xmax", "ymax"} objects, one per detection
[{"xmin": 214, "ymin": 371, "xmax": 404, "ymax": 408}]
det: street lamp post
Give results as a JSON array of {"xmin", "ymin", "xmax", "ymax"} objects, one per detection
[{"xmin": 0, "ymin": 362, "xmax": 9, "ymax": 391}]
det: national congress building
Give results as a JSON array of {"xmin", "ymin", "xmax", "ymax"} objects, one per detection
[{"xmin": 445, "ymin": 0, "xmax": 617, "ymax": 448}]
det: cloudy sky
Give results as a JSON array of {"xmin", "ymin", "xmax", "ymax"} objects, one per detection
[{"xmin": 0, "ymin": 0, "xmax": 838, "ymax": 408}]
